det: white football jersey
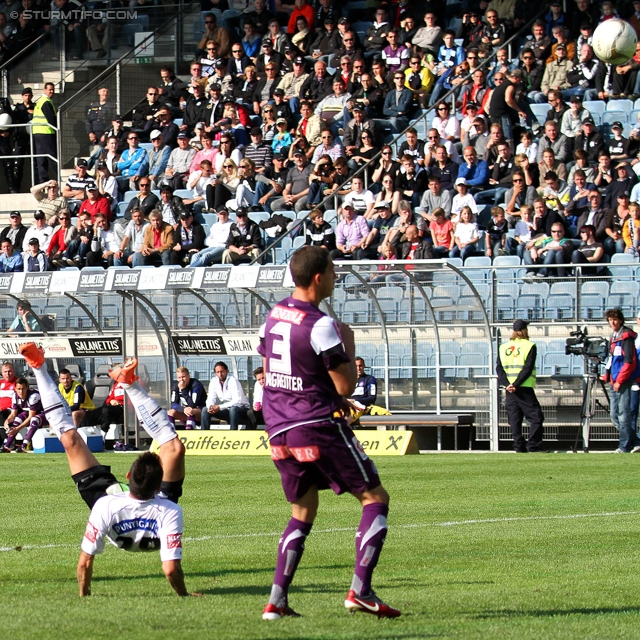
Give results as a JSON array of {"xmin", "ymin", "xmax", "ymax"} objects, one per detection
[{"xmin": 81, "ymin": 492, "xmax": 183, "ymax": 562}]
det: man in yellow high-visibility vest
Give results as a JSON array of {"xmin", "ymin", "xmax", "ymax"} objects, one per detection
[
  {"xmin": 497, "ymin": 319, "xmax": 545, "ymax": 452},
  {"xmin": 33, "ymin": 83, "xmax": 57, "ymax": 183}
]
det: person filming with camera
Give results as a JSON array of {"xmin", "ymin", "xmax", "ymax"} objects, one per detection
[
  {"xmin": 496, "ymin": 319, "xmax": 545, "ymax": 453},
  {"xmin": 603, "ymin": 308, "xmax": 640, "ymax": 454}
]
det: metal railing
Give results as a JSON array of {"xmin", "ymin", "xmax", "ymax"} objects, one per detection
[
  {"xmin": 0, "ymin": 261, "xmax": 628, "ymax": 448},
  {"xmin": 0, "ymin": 4, "xmax": 191, "ymax": 98},
  {"xmin": 55, "ymin": 1, "xmax": 201, "ymax": 169}
]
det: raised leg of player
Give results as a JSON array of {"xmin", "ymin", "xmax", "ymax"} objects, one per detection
[
  {"xmin": 111, "ymin": 362, "xmax": 185, "ymax": 502},
  {"xmin": 19, "ymin": 343, "xmax": 102, "ymax": 475}
]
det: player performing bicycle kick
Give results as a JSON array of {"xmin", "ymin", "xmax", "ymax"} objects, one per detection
[{"xmin": 18, "ymin": 343, "xmax": 198, "ymax": 597}]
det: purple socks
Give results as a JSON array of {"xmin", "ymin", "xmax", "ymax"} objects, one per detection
[
  {"xmin": 268, "ymin": 517, "xmax": 313, "ymax": 608},
  {"xmin": 350, "ymin": 502, "xmax": 389, "ymax": 597}
]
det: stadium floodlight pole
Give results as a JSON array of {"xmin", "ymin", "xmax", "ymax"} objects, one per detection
[{"xmin": 250, "ymin": 5, "xmax": 549, "ymax": 266}]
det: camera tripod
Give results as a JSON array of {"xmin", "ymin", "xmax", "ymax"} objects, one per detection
[{"xmin": 573, "ymin": 355, "xmax": 609, "ymax": 453}]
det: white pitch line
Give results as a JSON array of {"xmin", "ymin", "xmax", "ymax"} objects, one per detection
[{"xmin": 1, "ymin": 510, "xmax": 637, "ymax": 553}]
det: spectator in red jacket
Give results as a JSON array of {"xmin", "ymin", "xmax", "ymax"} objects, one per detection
[
  {"xmin": 78, "ymin": 183, "xmax": 111, "ymax": 222},
  {"xmin": 288, "ymin": 0, "xmax": 314, "ymax": 35}
]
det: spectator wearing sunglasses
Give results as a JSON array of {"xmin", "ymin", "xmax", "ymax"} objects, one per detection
[
  {"xmin": 196, "ymin": 12, "xmax": 231, "ymax": 58},
  {"xmin": 131, "ymin": 87, "xmax": 164, "ymax": 135}
]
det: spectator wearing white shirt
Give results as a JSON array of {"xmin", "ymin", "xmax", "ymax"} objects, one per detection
[
  {"xmin": 342, "ymin": 176, "xmax": 375, "ymax": 218},
  {"xmin": 96, "ymin": 161, "xmax": 119, "ymax": 215},
  {"xmin": 202, "ymin": 361, "xmax": 250, "ymax": 430},
  {"xmin": 251, "ymin": 366, "xmax": 265, "ymax": 426},
  {"xmin": 515, "ymin": 130, "xmax": 538, "ymax": 165},
  {"xmin": 450, "ymin": 206, "xmax": 479, "ymax": 261},
  {"xmin": 190, "ymin": 208, "xmax": 234, "ymax": 267},
  {"xmin": 184, "ymin": 159, "xmax": 215, "ymax": 215},
  {"xmin": 85, "ymin": 215, "xmax": 119, "ymax": 268},
  {"xmin": 22, "ymin": 210, "xmax": 53, "ymax": 253},
  {"xmin": 114, "ymin": 208, "xmax": 150, "ymax": 267},
  {"xmin": 431, "ymin": 102, "xmax": 460, "ymax": 142},
  {"xmin": 451, "ymin": 178, "xmax": 478, "ymax": 222}
]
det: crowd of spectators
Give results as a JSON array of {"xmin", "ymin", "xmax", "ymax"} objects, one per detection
[{"xmin": 3, "ymin": 0, "xmax": 640, "ymax": 275}]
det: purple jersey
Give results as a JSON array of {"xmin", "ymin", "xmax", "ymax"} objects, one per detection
[
  {"xmin": 258, "ymin": 296, "xmax": 351, "ymax": 438},
  {"xmin": 11, "ymin": 388, "xmax": 44, "ymax": 414}
]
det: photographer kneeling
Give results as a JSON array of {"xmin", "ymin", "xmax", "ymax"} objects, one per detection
[{"xmin": 603, "ymin": 308, "xmax": 640, "ymax": 454}]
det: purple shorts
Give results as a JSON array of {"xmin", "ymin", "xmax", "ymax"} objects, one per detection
[
  {"xmin": 13, "ymin": 411, "xmax": 46, "ymax": 427},
  {"xmin": 269, "ymin": 421, "xmax": 381, "ymax": 503}
]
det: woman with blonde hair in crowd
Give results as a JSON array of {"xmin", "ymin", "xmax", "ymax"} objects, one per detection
[{"xmin": 206, "ymin": 158, "xmax": 240, "ymax": 210}]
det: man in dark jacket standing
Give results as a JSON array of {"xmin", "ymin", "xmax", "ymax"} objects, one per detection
[{"xmin": 604, "ymin": 308, "xmax": 640, "ymax": 453}]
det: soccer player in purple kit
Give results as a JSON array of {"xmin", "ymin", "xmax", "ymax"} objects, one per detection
[
  {"xmin": 2, "ymin": 378, "xmax": 47, "ymax": 452},
  {"xmin": 258, "ymin": 245, "xmax": 401, "ymax": 620}
]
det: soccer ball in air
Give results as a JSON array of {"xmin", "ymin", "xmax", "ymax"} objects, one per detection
[{"xmin": 593, "ymin": 18, "xmax": 638, "ymax": 65}]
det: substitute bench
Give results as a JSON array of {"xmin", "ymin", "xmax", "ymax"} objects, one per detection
[{"xmin": 358, "ymin": 413, "xmax": 475, "ymax": 451}]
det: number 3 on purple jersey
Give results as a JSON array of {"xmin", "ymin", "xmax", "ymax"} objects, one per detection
[{"xmin": 269, "ymin": 321, "xmax": 292, "ymax": 375}]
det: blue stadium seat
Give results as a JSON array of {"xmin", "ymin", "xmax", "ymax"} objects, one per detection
[
  {"xmin": 122, "ymin": 23, "xmax": 143, "ymax": 46},
  {"xmin": 543, "ymin": 352, "xmax": 572, "ymax": 376},
  {"xmin": 607, "ymin": 98, "xmax": 634, "ymax": 113},
  {"xmin": 530, "ymin": 103, "xmax": 549, "ymax": 125},
  {"xmin": 581, "ymin": 280, "xmax": 610, "ymax": 297},
  {"xmin": 611, "ymin": 253, "xmax": 639, "ymax": 264},
  {"xmin": 458, "ymin": 353, "xmax": 488, "ymax": 378},
  {"xmin": 173, "ymin": 189, "xmax": 192, "ymax": 199},
  {"xmin": 583, "ymin": 100, "xmax": 606, "ymax": 118},
  {"xmin": 608, "ymin": 265, "xmax": 634, "ymax": 278},
  {"xmin": 343, "ymin": 300, "xmax": 370, "ymax": 324},
  {"xmin": 516, "ymin": 294, "xmax": 543, "ymax": 320},
  {"xmin": 603, "ymin": 111, "xmax": 628, "ymax": 125},
  {"xmin": 550, "ymin": 282, "xmax": 577, "ymax": 297},
  {"xmin": 493, "ymin": 255, "xmax": 521, "ymax": 267},
  {"xmin": 544, "ymin": 294, "xmax": 574, "ymax": 320},
  {"xmin": 580, "ymin": 293, "xmax": 605, "ymax": 320},
  {"xmin": 495, "ymin": 294, "xmax": 516, "ymax": 320}
]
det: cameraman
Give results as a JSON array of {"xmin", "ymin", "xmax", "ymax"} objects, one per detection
[
  {"xmin": 603, "ymin": 308, "xmax": 640, "ymax": 454},
  {"xmin": 496, "ymin": 319, "xmax": 545, "ymax": 453}
]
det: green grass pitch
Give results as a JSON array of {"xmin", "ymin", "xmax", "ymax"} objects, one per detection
[{"xmin": 2, "ymin": 453, "xmax": 640, "ymax": 639}]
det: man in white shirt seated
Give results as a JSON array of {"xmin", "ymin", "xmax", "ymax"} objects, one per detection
[
  {"xmin": 22, "ymin": 210, "xmax": 53, "ymax": 253},
  {"xmin": 201, "ymin": 361, "xmax": 251, "ymax": 430},
  {"xmin": 189, "ymin": 208, "xmax": 233, "ymax": 267}
]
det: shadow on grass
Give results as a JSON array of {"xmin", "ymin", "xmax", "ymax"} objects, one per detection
[{"xmin": 475, "ymin": 606, "xmax": 640, "ymax": 619}]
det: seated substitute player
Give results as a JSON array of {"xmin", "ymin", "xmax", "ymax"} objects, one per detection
[
  {"xmin": 2, "ymin": 377, "xmax": 47, "ymax": 452},
  {"xmin": 58, "ymin": 368, "xmax": 95, "ymax": 427},
  {"xmin": 258, "ymin": 246, "xmax": 400, "ymax": 620},
  {"xmin": 17, "ymin": 343, "xmax": 193, "ymax": 597},
  {"xmin": 349, "ymin": 357, "xmax": 377, "ymax": 408},
  {"xmin": 167, "ymin": 366, "xmax": 207, "ymax": 430}
]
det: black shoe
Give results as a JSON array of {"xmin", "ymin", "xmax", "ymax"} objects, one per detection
[
  {"xmin": 528, "ymin": 448, "xmax": 550, "ymax": 453},
  {"xmin": 515, "ymin": 447, "xmax": 528, "ymax": 453}
]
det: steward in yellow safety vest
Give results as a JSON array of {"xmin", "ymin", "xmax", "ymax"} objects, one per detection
[
  {"xmin": 58, "ymin": 368, "xmax": 95, "ymax": 427},
  {"xmin": 496, "ymin": 319, "xmax": 545, "ymax": 453},
  {"xmin": 33, "ymin": 83, "xmax": 58, "ymax": 183}
]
